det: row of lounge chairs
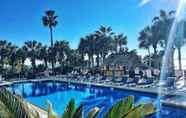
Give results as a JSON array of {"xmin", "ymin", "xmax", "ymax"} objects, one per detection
[
  {"xmin": 60, "ymin": 73, "xmax": 156, "ymax": 88},
  {"xmin": 60, "ymin": 69, "xmax": 186, "ymax": 89}
]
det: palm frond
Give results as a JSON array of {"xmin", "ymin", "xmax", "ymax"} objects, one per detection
[{"xmin": 0, "ymin": 87, "xmax": 32, "ymax": 118}]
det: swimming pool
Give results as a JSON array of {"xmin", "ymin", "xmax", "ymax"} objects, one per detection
[{"xmin": 5, "ymin": 80, "xmax": 186, "ymax": 118}]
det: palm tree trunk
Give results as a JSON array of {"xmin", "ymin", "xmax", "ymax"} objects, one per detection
[
  {"xmin": 148, "ymin": 48, "xmax": 151, "ymax": 69},
  {"xmin": 11, "ymin": 62, "xmax": 14, "ymax": 72},
  {"xmin": 178, "ymin": 47, "xmax": 182, "ymax": 71},
  {"xmin": 153, "ymin": 46, "xmax": 157, "ymax": 55},
  {"xmin": 81, "ymin": 54, "xmax": 84, "ymax": 61},
  {"xmin": 119, "ymin": 43, "xmax": 122, "ymax": 53},
  {"xmin": 91, "ymin": 55, "xmax": 94, "ymax": 68},
  {"xmin": 1, "ymin": 57, "xmax": 4, "ymax": 75},
  {"xmin": 21, "ymin": 60, "xmax": 25, "ymax": 73},
  {"xmin": 50, "ymin": 27, "xmax": 54, "ymax": 72},
  {"xmin": 44, "ymin": 58, "xmax": 48, "ymax": 69},
  {"xmin": 103, "ymin": 54, "xmax": 106, "ymax": 63},
  {"xmin": 31, "ymin": 58, "xmax": 36, "ymax": 74},
  {"xmin": 169, "ymin": 48, "xmax": 175, "ymax": 77},
  {"xmin": 96, "ymin": 54, "xmax": 100, "ymax": 67},
  {"xmin": 50, "ymin": 27, "xmax": 54, "ymax": 47},
  {"xmin": 88, "ymin": 55, "xmax": 91, "ymax": 68}
]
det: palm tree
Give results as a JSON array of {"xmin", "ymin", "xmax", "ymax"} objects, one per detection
[
  {"xmin": 86, "ymin": 34, "xmax": 96, "ymax": 67},
  {"xmin": 8, "ymin": 44, "xmax": 18, "ymax": 72},
  {"xmin": 67, "ymin": 49, "xmax": 82, "ymax": 68},
  {"xmin": 151, "ymin": 10, "xmax": 174, "ymax": 55},
  {"xmin": 143, "ymin": 10, "xmax": 176, "ymax": 74},
  {"xmin": 95, "ymin": 26, "xmax": 114, "ymax": 65},
  {"xmin": 114, "ymin": 33, "xmax": 127, "ymax": 53},
  {"xmin": 95, "ymin": 26, "xmax": 114, "ymax": 37},
  {"xmin": 39, "ymin": 45, "xmax": 48, "ymax": 69},
  {"xmin": 0, "ymin": 40, "xmax": 10, "ymax": 74},
  {"xmin": 138, "ymin": 26, "xmax": 152, "ymax": 68},
  {"xmin": 153, "ymin": 10, "xmax": 176, "ymax": 74},
  {"xmin": 175, "ymin": 20, "xmax": 186, "ymax": 71},
  {"xmin": 24, "ymin": 40, "xmax": 42, "ymax": 74},
  {"xmin": 78, "ymin": 37, "xmax": 87, "ymax": 61},
  {"xmin": 54, "ymin": 40, "xmax": 70, "ymax": 71},
  {"xmin": 16, "ymin": 46, "xmax": 28, "ymax": 74},
  {"xmin": 42, "ymin": 10, "xmax": 58, "ymax": 72},
  {"xmin": 0, "ymin": 88, "xmax": 33, "ymax": 118}
]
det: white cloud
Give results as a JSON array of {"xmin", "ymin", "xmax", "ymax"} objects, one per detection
[{"xmin": 139, "ymin": 0, "xmax": 152, "ymax": 7}]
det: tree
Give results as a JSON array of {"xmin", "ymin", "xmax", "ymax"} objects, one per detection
[
  {"xmin": 139, "ymin": 10, "xmax": 176, "ymax": 74},
  {"xmin": 42, "ymin": 10, "xmax": 58, "ymax": 72},
  {"xmin": 138, "ymin": 26, "xmax": 152, "ymax": 68},
  {"xmin": 174, "ymin": 20, "xmax": 186, "ymax": 71},
  {"xmin": 151, "ymin": 10, "xmax": 175, "ymax": 55},
  {"xmin": 86, "ymin": 34, "xmax": 96, "ymax": 67},
  {"xmin": 24, "ymin": 40, "xmax": 42, "ymax": 74},
  {"xmin": 0, "ymin": 88, "xmax": 33, "ymax": 118},
  {"xmin": 95, "ymin": 26, "xmax": 114, "ymax": 65},
  {"xmin": 0, "ymin": 40, "xmax": 10, "ymax": 74},
  {"xmin": 16, "ymin": 46, "xmax": 28, "ymax": 73},
  {"xmin": 67, "ymin": 49, "xmax": 82, "ymax": 67},
  {"xmin": 78, "ymin": 37, "xmax": 87, "ymax": 61},
  {"xmin": 54, "ymin": 40, "xmax": 70, "ymax": 71},
  {"xmin": 8, "ymin": 44, "xmax": 18, "ymax": 72},
  {"xmin": 39, "ymin": 45, "xmax": 48, "ymax": 69},
  {"xmin": 114, "ymin": 33, "xmax": 127, "ymax": 53}
]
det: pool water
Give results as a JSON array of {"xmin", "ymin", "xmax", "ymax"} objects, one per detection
[{"xmin": 6, "ymin": 81, "xmax": 186, "ymax": 118}]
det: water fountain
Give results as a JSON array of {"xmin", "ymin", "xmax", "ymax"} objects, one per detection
[{"xmin": 157, "ymin": 0, "xmax": 186, "ymax": 117}]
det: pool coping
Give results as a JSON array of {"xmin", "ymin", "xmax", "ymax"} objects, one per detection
[{"xmin": 2, "ymin": 77, "xmax": 186, "ymax": 110}]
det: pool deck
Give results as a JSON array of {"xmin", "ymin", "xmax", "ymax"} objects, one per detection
[{"xmin": 1, "ymin": 77, "xmax": 186, "ymax": 117}]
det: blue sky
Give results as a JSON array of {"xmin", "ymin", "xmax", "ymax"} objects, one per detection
[{"xmin": 0, "ymin": 0, "xmax": 178, "ymax": 52}]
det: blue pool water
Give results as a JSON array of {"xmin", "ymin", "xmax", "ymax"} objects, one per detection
[{"xmin": 6, "ymin": 80, "xmax": 186, "ymax": 118}]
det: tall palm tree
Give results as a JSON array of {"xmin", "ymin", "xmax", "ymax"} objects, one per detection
[
  {"xmin": 54, "ymin": 40, "xmax": 70, "ymax": 71},
  {"xmin": 24, "ymin": 40, "xmax": 42, "ymax": 73},
  {"xmin": 42, "ymin": 10, "xmax": 58, "ymax": 72},
  {"xmin": 86, "ymin": 34, "xmax": 96, "ymax": 67},
  {"xmin": 68, "ymin": 49, "xmax": 82, "ymax": 67},
  {"xmin": 114, "ymin": 33, "xmax": 127, "ymax": 53},
  {"xmin": 39, "ymin": 45, "xmax": 48, "ymax": 69},
  {"xmin": 150, "ymin": 10, "xmax": 176, "ymax": 74},
  {"xmin": 8, "ymin": 44, "xmax": 18, "ymax": 72},
  {"xmin": 95, "ymin": 26, "xmax": 114, "ymax": 65},
  {"xmin": 151, "ymin": 10, "xmax": 175, "ymax": 55},
  {"xmin": 138, "ymin": 26, "xmax": 152, "ymax": 68},
  {"xmin": 78, "ymin": 37, "xmax": 87, "ymax": 61},
  {"xmin": 16, "ymin": 46, "xmax": 28, "ymax": 73},
  {"xmin": 174, "ymin": 20, "xmax": 186, "ymax": 71},
  {"xmin": 0, "ymin": 40, "xmax": 10, "ymax": 74}
]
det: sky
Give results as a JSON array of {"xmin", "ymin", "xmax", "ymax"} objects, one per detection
[
  {"xmin": 0, "ymin": 0, "xmax": 185, "ymax": 68},
  {"xmin": 0, "ymin": 0, "xmax": 178, "ymax": 48}
]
